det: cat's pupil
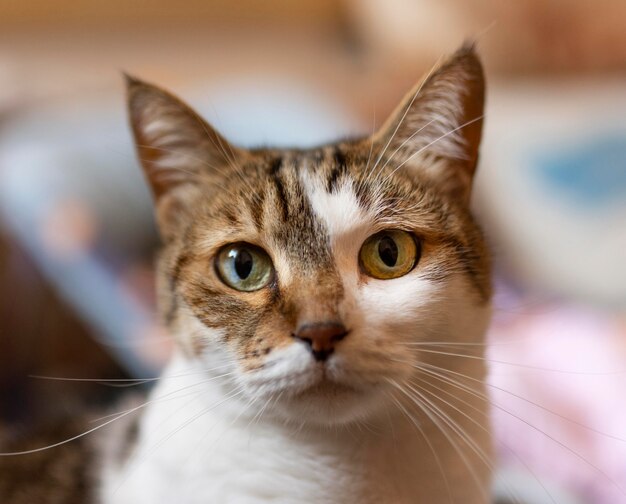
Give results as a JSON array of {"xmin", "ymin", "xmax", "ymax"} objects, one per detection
[
  {"xmin": 378, "ymin": 236, "xmax": 398, "ymax": 267},
  {"xmin": 234, "ymin": 249, "xmax": 254, "ymax": 279}
]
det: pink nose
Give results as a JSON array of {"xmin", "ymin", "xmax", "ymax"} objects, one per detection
[{"xmin": 293, "ymin": 322, "xmax": 348, "ymax": 361}]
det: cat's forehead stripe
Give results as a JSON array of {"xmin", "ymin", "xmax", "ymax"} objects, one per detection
[
  {"xmin": 299, "ymin": 167, "xmax": 369, "ymax": 240},
  {"xmin": 327, "ymin": 147, "xmax": 348, "ymax": 193},
  {"xmin": 259, "ymin": 153, "xmax": 335, "ymax": 273},
  {"xmin": 268, "ymin": 156, "xmax": 289, "ymax": 222}
]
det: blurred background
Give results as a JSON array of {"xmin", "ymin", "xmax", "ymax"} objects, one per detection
[{"xmin": 0, "ymin": 1, "xmax": 625, "ymax": 502}]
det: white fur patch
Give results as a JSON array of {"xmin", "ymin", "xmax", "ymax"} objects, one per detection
[{"xmin": 300, "ymin": 171, "xmax": 368, "ymax": 240}]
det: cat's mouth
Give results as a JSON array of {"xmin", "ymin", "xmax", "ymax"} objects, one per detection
[
  {"xmin": 285, "ymin": 365, "xmax": 372, "ymax": 402},
  {"xmin": 294, "ymin": 377, "xmax": 359, "ymax": 398},
  {"xmin": 272, "ymin": 370, "xmax": 386, "ymax": 425}
]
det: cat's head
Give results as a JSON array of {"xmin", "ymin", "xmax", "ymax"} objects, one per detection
[{"xmin": 126, "ymin": 44, "xmax": 491, "ymax": 426}]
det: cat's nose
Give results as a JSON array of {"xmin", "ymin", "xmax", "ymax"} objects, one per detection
[{"xmin": 293, "ymin": 322, "xmax": 348, "ymax": 362}]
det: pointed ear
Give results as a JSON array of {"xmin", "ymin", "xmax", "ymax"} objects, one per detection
[
  {"xmin": 125, "ymin": 75, "xmax": 244, "ymax": 237},
  {"xmin": 125, "ymin": 75, "xmax": 243, "ymax": 199},
  {"xmin": 373, "ymin": 44, "xmax": 485, "ymax": 203}
]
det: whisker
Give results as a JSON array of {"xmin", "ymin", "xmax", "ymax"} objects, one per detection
[
  {"xmin": 112, "ymin": 386, "xmax": 246, "ymax": 495},
  {"xmin": 28, "ymin": 363, "xmax": 233, "ymax": 388},
  {"xmin": 0, "ymin": 407, "xmax": 140, "ymax": 456},
  {"xmin": 412, "ymin": 374, "xmax": 555, "ymax": 504},
  {"xmin": 28, "ymin": 375, "xmax": 161, "ymax": 388},
  {"xmin": 387, "ymin": 378, "xmax": 491, "ymax": 502},
  {"xmin": 419, "ymin": 360, "xmax": 626, "ymax": 443},
  {"xmin": 405, "ymin": 346, "xmax": 625, "ymax": 375},
  {"xmin": 386, "ymin": 391, "xmax": 454, "ymax": 504},
  {"xmin": 403, "ymin": 380, "xmax": 499, "ymax": 486},
  {"xmin": 412, "ymin": 361, "xmax": 626, "ymax": 498},
  {"xmin": 394, "ymin": 355, "xmax": 626, "ymax": 443},
  {"xmin": 89, "ymin": 372, "xmax": 236, "ymax": 424},
  {"xmin": 186, "ymin": 392, "xmax": 264, "ymax": 470},
  {"xmin": 398, "ymin": 336, "xmax": 545, "ymax": 348},
  {"xmin": 0, "ymin": 373, "xmax": 236, "ymax": 456}
]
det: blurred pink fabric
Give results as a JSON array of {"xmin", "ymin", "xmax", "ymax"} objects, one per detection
[{"xmin": 489, "ymin": 285, "xmax": 626, "ymax": 503}]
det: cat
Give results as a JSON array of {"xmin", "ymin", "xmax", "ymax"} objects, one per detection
[
  {"xmin": 1, "ymin": 43, "xmax": 493, "ymax": 503},
  {"xmin": 99, "ymin": 42, "xmax": 493, "ymax": 504}
]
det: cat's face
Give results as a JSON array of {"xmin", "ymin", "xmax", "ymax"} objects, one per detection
[{"xmin": 127, "ymin": 45, "xmax": 491, "ymax": 426}]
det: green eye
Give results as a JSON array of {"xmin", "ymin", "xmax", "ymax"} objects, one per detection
[
  {"xmin": 359, "ymin": 230, "xmax": 420, "ymax": 279},
  {"xmin": 216, "ymin": 243, "xmax": 274, "ymax": 291}
]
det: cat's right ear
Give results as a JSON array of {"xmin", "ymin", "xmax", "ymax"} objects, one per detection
[{"xmin": 125, "ymin": 75, "xmax": 242, "ymax": 236}]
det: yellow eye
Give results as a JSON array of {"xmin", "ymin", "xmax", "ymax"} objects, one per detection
[
  {"xmin": 216, "ymin": 243, "xmax": 274, "ymax": 292},
  {"xmin": 359, "ymin": 230, "xmax": 420, "ymax": 279}
]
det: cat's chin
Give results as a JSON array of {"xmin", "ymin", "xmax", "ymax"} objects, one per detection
[{"xmin": 273, "ymin": 377, "xmax": 386, "ymax": 426}]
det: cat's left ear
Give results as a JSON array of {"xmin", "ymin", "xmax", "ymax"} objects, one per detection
[{"xmin": 372, "ymin": 43, "xmax": 485, "ymax": 204}]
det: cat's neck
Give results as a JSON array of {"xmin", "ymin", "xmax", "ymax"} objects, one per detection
[{"xmin": 101, "ymin": 353, "xmax": 492, "ymax": 504}]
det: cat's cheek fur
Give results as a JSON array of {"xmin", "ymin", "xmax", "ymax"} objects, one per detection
[{"xmin": 357, "ymin": 272, "xmax": 490, "ymax": 344}]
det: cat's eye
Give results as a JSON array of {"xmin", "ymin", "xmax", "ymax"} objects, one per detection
[
  {"xmin": 359, "ymin": 230, "xmax": 420, "ymax": 280},
  {"xmin": 215, "ymin": 243, "xmax": 274, "ymax": 292}
]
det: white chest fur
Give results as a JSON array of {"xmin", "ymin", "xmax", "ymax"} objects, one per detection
[{"xmin": 100, "ymin": 355, "xmax": 491, "ymax": 504}]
